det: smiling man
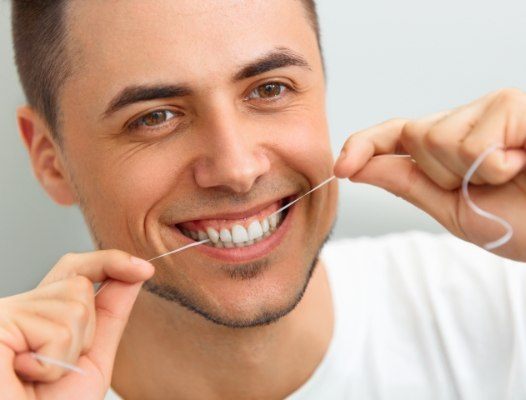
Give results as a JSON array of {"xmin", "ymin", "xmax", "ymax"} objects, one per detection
[{"xmin": 2, "ymin": 0, "xmax": 526, "ymax": 399}]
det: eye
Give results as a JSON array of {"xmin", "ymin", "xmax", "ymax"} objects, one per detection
[
  {"xmin": 247, "ymin": 82, "xmax": 289, "ymax": 100},
  {"xmin": 135, "ymin": 110, "xmax": 177, "ymax": 128}
]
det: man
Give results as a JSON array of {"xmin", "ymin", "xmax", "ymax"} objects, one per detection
[{"xmin": 1, "ymin": 0, "xmax": 526, "ymax": 399}]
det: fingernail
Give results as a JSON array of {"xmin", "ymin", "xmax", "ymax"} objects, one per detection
[
  {"xmin": 336, "ymin": 150, "xmax": 347, "ymax": 164},
  {"xmin": 130, "ymin": 256, "xmax": 152, "ymax": 269}
]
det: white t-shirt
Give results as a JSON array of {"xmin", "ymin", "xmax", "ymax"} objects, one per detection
[{"xmin": 106, "ymin": 231, "xmax": 526, "ymax": 400}]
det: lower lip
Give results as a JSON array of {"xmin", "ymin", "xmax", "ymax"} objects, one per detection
[{"xmin": 170, "ymin": 202, "xmax": 296, "ymax": 263}]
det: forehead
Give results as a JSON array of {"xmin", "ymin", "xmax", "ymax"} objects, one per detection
[{"xmin": 66, "ymin": 0, "xmax": 318, "ymax": 85}]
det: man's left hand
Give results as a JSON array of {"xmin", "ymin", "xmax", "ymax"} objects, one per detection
[{"xmin": 334, "ymin": 88, "xmax": 526, "ymax": 261}]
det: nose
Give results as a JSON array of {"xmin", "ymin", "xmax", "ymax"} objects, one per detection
[{"xmin": 193, "ymin": 110, "xmax": 270, "ymax": 194}]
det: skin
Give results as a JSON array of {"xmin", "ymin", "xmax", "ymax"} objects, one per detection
[
  {"xmin": 3, "ymin": 0, "xmax": 526, "ymax": 399},
  {"xmin": 9, "ymin": 0, "xmax": 336, "ymax": 399},
  {"xmin": 335, "ymin": 89, "xmax": 526, "ymax": 261}
]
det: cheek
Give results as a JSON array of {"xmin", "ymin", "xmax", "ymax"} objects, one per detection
[
  {"xmin": 72, "ymin": 144, "xmax": 183, "ymax": 225},
  {"xmin": 267, "ymin": 111, "xmax": 333, "ymax": 181}
]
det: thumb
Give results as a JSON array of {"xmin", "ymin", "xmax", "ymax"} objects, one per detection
[
  {"xmin": 86, "ymin": 279, "xmax": 144, "ymax": 381},
  {"xmin": 349, "ymin": 155, "xmax": 462, "ymax": 235}
]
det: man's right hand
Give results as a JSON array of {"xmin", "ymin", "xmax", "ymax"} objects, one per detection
[{"xmin": 0, "ymin": 250, "xmax": 154, "ymax": 400}]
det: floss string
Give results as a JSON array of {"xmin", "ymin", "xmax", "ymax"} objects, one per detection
[
  {"xmin": 30, "ymin": 145, "xmax": 518, "ymax": 375},
  {"xmin": 461, "ymin": 143, "xmax": 514, "ymax": 250}
]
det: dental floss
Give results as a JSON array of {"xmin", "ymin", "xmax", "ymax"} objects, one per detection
[
  {"xmin": 268, "ymin": 176, "xmax": 337, "ymax": 218},
  {"xmin": 93, "ymin": 240, "xmax": 211, "ymax": 297},
  {"xmin": 146, "ymin": 239, "xmax": 211, "ymax": 262},
  {"xmin": 29, "ymin": 146, "xmax": 517, "ymax": 376},
  {"xmin": 30, "ymin": 352, "xmax": 85, "ymax": 375},
  {"xmin": 27, "ymin": 178, "xmax": 337, "ymax": 375},
  {"xmin": 461, "ymin": 143, "xmax": 514, "ymax": 250}
]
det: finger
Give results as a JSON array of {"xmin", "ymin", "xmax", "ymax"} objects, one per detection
[
  {"xmin": 460, "ymin": 90, "xmax": 526, "ymax": 184},
  {"xmin": 334, "ymin": 112, "xmax": 452, "ymax": 179},
  {"xmin": 0, "ymin": 345, "xmax": 25, "ymax": 399},
  {"xmin": 424, "ymin": 90, "xmax": 516, "ymax": 182},
  {"xmin": 350, "ymin": 155, "xmax": 463, "ymax": 237},
  {"xmin": 25, "ymin": 277, "xmax": 98, "ymax": 354},
  {"xmin": 19, "ymin": 295, "xmax": 95, "ymax": 355},
  {"xmin": 40, "ymin": 250, "xmax": 154, "ymax": 287},
  {"xmin": 334, "ymin": 118, "xmax": 409, "ymax": 178},
  {"xmin": 86, "ymin": 280, "xmax": 143, "ymax": 381},
  {"xmin": 402, "ymin": 118, "xmax": 463, "ymax": 190},
  {"xmin": 423, "ymin": 96, "xmax": 495, "ymax": 184},
  {"xmin": 14, "ymin": 314, "xmax": 79, "ymax": 382}
]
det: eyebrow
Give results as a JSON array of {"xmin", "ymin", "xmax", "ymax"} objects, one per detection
[
  {"xmin": 232, "ymin": 47, "xmax": 311, "ymax": 81},
  {"xmin": 102, "ymin": 85, "xmax": 192, "ymax": 118},
  {"xmin": 102, "ymin": 47, "xmax": 311, "ymax": 119}
]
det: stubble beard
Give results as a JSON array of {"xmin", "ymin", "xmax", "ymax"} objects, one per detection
[
  {"xmin": 142, "ymin": 224, "xmax": 334, "ymax": 329},
  {"xmin": 73, "ymin": 171, "xmax": 336, "ymax": 329}
]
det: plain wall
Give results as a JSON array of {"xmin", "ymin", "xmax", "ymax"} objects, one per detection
[{"xmin": 1, "ymin": 1, "xmax": 525, "ymax": 296}]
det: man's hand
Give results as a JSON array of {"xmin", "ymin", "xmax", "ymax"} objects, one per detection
[
  {"xmin": 0, "ymin": 250, "xmax": 154, "ymax": 399},
  {"xmin": 334, "ymin": 88, "xmax": 526, "ymax": 261}
]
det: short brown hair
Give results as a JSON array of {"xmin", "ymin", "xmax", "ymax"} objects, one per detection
[{"xmin": 11, "ymin": 0, "xmax": 322, "ymax": 140}]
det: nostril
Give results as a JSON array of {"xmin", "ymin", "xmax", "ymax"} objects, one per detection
[{"xmin": 193, "ymin": 149, "xmax": 270, "ymax": 193}]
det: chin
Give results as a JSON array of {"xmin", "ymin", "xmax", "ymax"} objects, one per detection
[
  {"xmin": 143, "ymin": 181, "xmax": 335, "ymax": 328},
  {"xmin": 143, "ymin": 235, "xmax": 323, "ymax": 329}
]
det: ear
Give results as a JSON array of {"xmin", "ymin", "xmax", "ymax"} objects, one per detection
[{"xmin": 17, "ymin": 106, "xmax": 77, "ymax": 206}]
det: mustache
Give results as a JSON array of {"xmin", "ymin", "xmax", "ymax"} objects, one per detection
[{"xmin": 160, "ymin": 177, "xmax": 304, "ymax": 223}]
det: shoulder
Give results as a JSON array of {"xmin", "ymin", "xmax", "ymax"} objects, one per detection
[
  {"xmin": 105, "ymin": 388, "xmax": 123, "ymax": 400},
  {"xmin": 321, "ymin": 230, "xmax": 525, "ymax": 280},
  {"xmin": 317, "ymin": 232, "xmax": 526, "ymax": 398},
  {"xmin": 321, "ymin": 231, "xmax": 526, "ymax": 321}
]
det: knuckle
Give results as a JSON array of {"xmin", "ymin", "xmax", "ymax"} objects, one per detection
[
  {"xmin": 54, "ymin": 325, "xmax": 73, "ymax": 347},
  {"xmin": 425, "ymin": 127, "xmax": 446, "ymax": 149},
  {"xmin": 459, "ymin": 139, "xmax": 481, "ymax": 160},
  {"xmin": 439, "ymin": 175, "xmax": 461, "ymax": 191},
  {"xmin": 68, "ymin": 301, "xmax": 90, "ymax": 324},
  {"xmin": 385, "ymin": 117, "xmax": 408, "ymax": 128},
  {"xmin": 494, "ymin": 87, "xmax": 525, "ymax": 108},
  {"xmin": 400, "ymin": 121, "xmax": 419, "ymax": 144},
  {"xmin": 67, "ymin": 275, "xmax": 93, "ymax": 296}
]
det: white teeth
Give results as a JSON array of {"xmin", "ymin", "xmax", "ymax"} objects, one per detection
[
  {"xmin": 269, "ymin": 213, "xmax": 278, "ymax": 229},
  {"xmin": 247, "ymin": 220, "xmax": 263, "ymax": 241},
  {"xmin": 206, "ymin": 227, "xmax": 220, "ymax": 244},
  {"xmin": 261, "ymin": 218, "xmax": 270, "ymax": 234},
  {"xmin": 220, "ymin": 228, "xmax": 232, "ymax": 243},
  {"xmin": 182, "ymin": 211, "xmax": 284, "ymax": 248},
  {"xmin": 232, "ymin": 224, "xmax": 249, "ymax": 244}
]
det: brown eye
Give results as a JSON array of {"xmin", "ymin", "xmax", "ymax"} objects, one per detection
[
  {"xmin": 248, "ymin": 82, "xmax": 287, "ymax": 100},
  {"xmin": 139, "ymin": 110, "xmax": 176, "ymax": 127}
]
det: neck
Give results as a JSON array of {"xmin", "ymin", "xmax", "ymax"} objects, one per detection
[{"xmin": 112, "ymin": 261, "xmax": 334, "ymax": 400}]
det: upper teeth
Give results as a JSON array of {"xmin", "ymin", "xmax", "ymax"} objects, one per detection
[{"xmin": 181, "ymin": 212, "xmax": 283, "ymax": 248}]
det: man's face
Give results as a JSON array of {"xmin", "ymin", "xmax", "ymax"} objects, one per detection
[{"xmin": 57, "ymin": 0, "xmax": 337, "ymax": 326}]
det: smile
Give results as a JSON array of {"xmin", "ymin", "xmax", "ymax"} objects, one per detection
[{"xmin": 176, "ymin": 197, "xmax": 291, "ymax": 248}]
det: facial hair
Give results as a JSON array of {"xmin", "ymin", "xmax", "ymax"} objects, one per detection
[{"xmin": 142, "ymin": 224, "xmax": 334, "ymax": 329}]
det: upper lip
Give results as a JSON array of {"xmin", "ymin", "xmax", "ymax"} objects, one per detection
[{"xmin": 172, "ymin": 193, "xmax": 296, "ymax": 225}]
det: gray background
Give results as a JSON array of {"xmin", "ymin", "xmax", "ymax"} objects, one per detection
[{"xmin": 1, "ymin": 1, "xmax": 525, "ymax": 296}]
